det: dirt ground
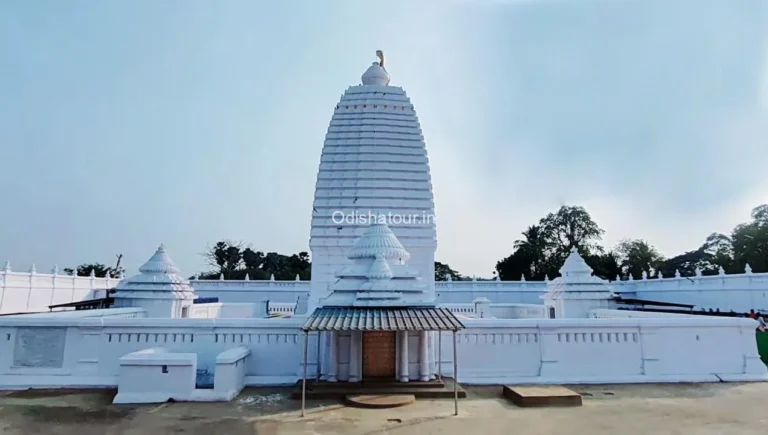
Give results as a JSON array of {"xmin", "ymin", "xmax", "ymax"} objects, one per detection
[{"xmin": 1, "ymin": 383, "xmax": 767, "ymax": 434}]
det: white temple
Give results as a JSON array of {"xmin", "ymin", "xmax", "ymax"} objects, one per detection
[
  {"xmin": 112, "ymin": 244, "xmax": 197, "ymax": 318},
  {"xmin": 309, "ymin": 50, "xmax": 437, "ymax": 310},
  {"xmin": 0, "ymin": 51, "xmax": 766, "ymax": 404}
]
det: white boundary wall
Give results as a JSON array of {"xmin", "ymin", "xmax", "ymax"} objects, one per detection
[
  {"xmin": 0, "ymin": 316, "xmax": 764, "ymax": 390},
  {"xmin": 190, "ymin": 271, "xmax": 768, "ymax": 313},
  {"xmin": 0, "ymin": 317, "xmax": 311, "ymax": 389},
  {"xmin": 434, "ymin": 317, "xmax": 767, "ymax": 384},
  {"xmin": 0, "ymin": 270, "xmax": 115, "ymax": 315},
  {"xmin": 5, "ymin": 270, "xmax": 768, "ymax": 317}
]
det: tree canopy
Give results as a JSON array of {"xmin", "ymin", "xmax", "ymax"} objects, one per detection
[
  {"xmin": 495, "ymin": 204, "xmax": 768, "ymax": 281},
  {"xmin": 63, "ymin": 262, "xmax": 123, "ymax": 278},
  {"xmin": 435, "ymin": 261, "xmax": 463, "ymax": 281},
  {"xmin": 197, "ymin": 240, "xmax": 312, "ymax": 280}
]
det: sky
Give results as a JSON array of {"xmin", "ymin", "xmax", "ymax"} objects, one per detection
[{"xmin": 1, "ymin": 0, "xmax": 767, "ymax": 278}]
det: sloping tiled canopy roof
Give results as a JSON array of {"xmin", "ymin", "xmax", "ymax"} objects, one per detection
[{"xmin": 303, "ymin": 307, "xmax": 464, "ymax": 332}]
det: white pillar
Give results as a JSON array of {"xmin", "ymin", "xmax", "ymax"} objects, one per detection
[
  {"xmin": 419, "ymin": 330, "xmax": 430, "ymax": 381},
  {"xmin": 349, "ymin": 331, "xmax": 360, "ymax": 382},
  {"xmin": 319, "ymin": 332, "xmax": 327, "ymax": 380},
  {"xmin": 429, "ymin": 332, "xmax": 436, "ymax": 380},
  {"xmin": 328, "ymin": 331, "xmax": 338, "ymax": 382},
  {"xmin": 399, "ymin": 330, "xmax": 409, "ymax": 382}
]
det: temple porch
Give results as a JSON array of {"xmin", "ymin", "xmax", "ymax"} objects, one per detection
[{"xmin": 299, "ymin": 307, "xmax": 465, "ymax": 415}]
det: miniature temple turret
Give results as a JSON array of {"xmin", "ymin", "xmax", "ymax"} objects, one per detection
[
  {"xmin": 113, "ymin": 244, "xmax": 196, "ymax": 318},
  {"xmin": 542, "ymin": 247, "xmax": 616, "ymax": 318},
  {"xmin": 318, "ymin": 223, "xmax": 434, "ymax": 307}
]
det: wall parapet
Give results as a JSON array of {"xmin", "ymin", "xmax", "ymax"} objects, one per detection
[
  {"xmin": 0, "ymin": 269, "xmax": 116, "ymax": 315},
  {"xmin": 435, "ymin": 316, "xmax": 765, "ymax": 384},
  {"xmin": 0, "ymin": 314, "xmax": 764, "ymax": 390}
]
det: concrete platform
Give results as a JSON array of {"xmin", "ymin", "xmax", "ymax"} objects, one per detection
[
  {"xmin": 345, "ymin": 394, "xmax": 416, "ymax": 409},
  {"xmin": 291, "ymin": 378, "xmax": 467, "ymax": 400},
  {"xmin": 503, "ymin": 385, "xmax": 583, "ymax": 407}
]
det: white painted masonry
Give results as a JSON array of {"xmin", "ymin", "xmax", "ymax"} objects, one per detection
[
  {"xmin": 0, "ymin": 263, "xmax": 115, "ymax": 315},
  {"xmin": 7, "ymin": 273, "xmax": 768, "ymax": 317},
  {"xmin": 309, "ymin": 57, "xmax": 437, "ymax": 310},
  {"xmin": 0, "ymin": 315, "xmax": 763, "ymax": 392},
  {"xmin": 433, "ymin": 317, "xmax": 766, "ymax": 384}
]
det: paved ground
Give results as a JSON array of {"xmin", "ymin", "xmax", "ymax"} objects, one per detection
[{"xmin": 1, "ymin": 383, "xmax": 768, "ymax": 434}]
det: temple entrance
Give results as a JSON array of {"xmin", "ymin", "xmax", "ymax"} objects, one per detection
[{"xmin": 362, "ymin": 331, "xmax": 396, "ymax": 378}]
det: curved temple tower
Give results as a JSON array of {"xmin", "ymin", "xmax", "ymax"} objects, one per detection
[{"xmin": 309, "ymin": 51, "xmax": 437, "ymax": 308}]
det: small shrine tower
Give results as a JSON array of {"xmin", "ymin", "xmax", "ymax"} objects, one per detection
[
  {"xmin": 542, "ymin": 247, "xmax": 616, "ymax": 318},
  {"xmin": 112, "ymin": 244, "xmax": 197, "ymax": 318}
]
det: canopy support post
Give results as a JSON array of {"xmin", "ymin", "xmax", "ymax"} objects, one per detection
[
  {"xmin": 453, "ymin": 329, "xmax": 458, "ymax": 416},
  {"xmin": 301, "ymin": 330, "xmax": 309, "ymax": 417}
]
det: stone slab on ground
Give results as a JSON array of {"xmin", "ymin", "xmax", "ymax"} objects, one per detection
[
  {"xmin": 345, "ymin": 394, "xmax": 416, "ymax": 409},
  {"xmin": 503, "ymin": 385, "xmax": 583, "ymax": 407}
]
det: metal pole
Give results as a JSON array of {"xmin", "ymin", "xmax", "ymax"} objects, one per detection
[
  {"xmin": 302, "ymin": 330, "xmax": 309, "ymax": 417},
  {"xmin": 453, "ymin": 330, "xmax": 458, "ymax": 416},
  {"xmin": 315, "ymin": 331, "xmax": 321, "ymax": 381},
  {"xmin": 438, "ymin": 330, "xmax": 442, "ymax": 381}
]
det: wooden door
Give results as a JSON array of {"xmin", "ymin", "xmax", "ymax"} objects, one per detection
[{"xmin": 362, "ymin": 331, "xmax": 396, "ymax": 378}]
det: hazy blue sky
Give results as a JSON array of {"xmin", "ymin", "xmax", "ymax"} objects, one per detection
[{"xmin": 1, "ymin": 0, "xmax": 766, "ymax": 277}]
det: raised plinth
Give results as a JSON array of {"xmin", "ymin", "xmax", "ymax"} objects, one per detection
[
  {"xmin": 345, "ymin": 394, "xmax": 416, "ymax": 409},
  {"xmin": 503, "ymin": 385, "xmax": 582, "ymax": 407},
  {"xmin": 291, "ymin": 378, "xmax": 466, "ymax": 400}
]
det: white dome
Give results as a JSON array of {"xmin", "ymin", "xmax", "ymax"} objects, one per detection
[
  {"xmin": 361, "ymin": 62, "xmax": 391, "ymax": 86},
  {"xmin": 349, "ymin": 223, "xmax": 410, "ymax": 261}
]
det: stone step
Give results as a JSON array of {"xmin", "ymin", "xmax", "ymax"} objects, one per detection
[
  {"xmin": 309, "ymin": 379, "xmax": 445, "ymax": 389},
  {"xmin": 503, "ymin": 385, "xmax": 583, "ymax": 407},
  {"xmin": 291, "ymin": 378, "xmax": 466, "ymax": 400}
]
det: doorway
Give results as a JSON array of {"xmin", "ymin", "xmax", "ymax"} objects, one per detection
[{"xmin": 362, "ymin": 331, "xmax": 396, "ymax": 378}]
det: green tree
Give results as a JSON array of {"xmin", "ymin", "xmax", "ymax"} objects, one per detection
[
  {"xmin": 540, "ymin": 205, "xmax": 605, "ymax": 257},
  {"xmin": 496, "ymin": 250, "xmax": 534, "ymax": 281},
  {"xmin": 615, "ymin": 239, "xmax": 665, "ymax": 280},
  {"xmin": 203, "ymin": 240, "xmax": 243, "ymax": 278},
  {"xmin": 198, "ymin": 241, "xmax": 311, "ymax": 280},
  {"xmin": 513, "ymin": 225, "xmax": 553, "ymax": 279},
  {"xmin": 584, "ymin": 251, "xmax": 622, "ymax": 281},
  {"xmin": 656, "ymin": 249, "xmax": 709, "ymax": 277},
  {"xmin": 731, "ymin": 204, "xmax": 768, "ymax": 273},
  {"xmin": 496, "ymin": 205, "xmax": 605, "ymax": 280},
  {"xmin": 63, "ymin": 263, "xmax": 121, "ymax": 278},
  {"xmin": 435, "ymin": 261, "xmax": 463, "ymax": 281}
]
